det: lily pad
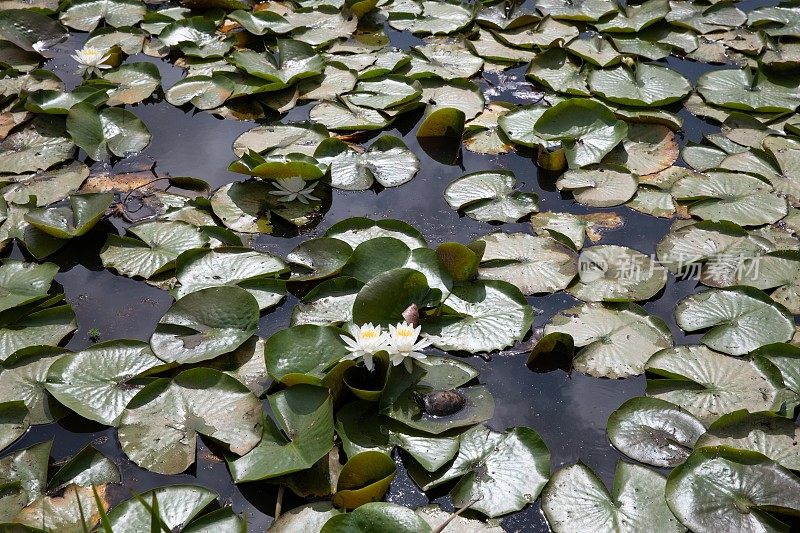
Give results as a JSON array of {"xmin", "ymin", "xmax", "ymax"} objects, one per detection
[
  {"xmin": 0, "ymin": 9, "xmax": 67, "ymax": 52},
  {"xmin": 604, "ymin": 123, "xmax": 678, "ymax": 175},
  {"xmin": 106, "ymin": 485, "xmax": 221, "ymax": 532},
  {"xmin": 288, "ymin": 237, "xmax": 353, "ymax": 282},
  {"xmin": 322, "ymin": 502, "xmax": 432, "ymax": 533},
  {"xmin": 388, "ymin": 0, "xmax": 474, "ymax": 35},
  {"xmin": 475, "ymin": 232, "xmax": 578, "ymax": 294},
  {"xmin": 674, "ymin": 287, "xmax": 794, "ymax": 355},
  {"xmin": 556, "ymin": 167, "xmax": 638, "ymax": 207},
  {"xmin": 233, "ymin": 122, "xmax": 329, "ymax": 158},
  {"xmin": 173, "ymin": 247, "xmax": 287, "ymax": 310},
  {"xmin": 24, "ymin": 192, "xmax": 112, "ymax": 239},
  {"xmin": 568, "ymin": 245, "xmax": 667, "ymax": 302},
  {"xmin": 325, "ymin": 217, "xmax": 427, "ymax": 249},
  {"xmin": 0, "ymin": 117, "xmax": 74, "ymax": 174},
  {"xmin": 544, "ymin": 302, "xmax": 673, "ymax": 378},
  {"xmin": 353, "ymin": 268, "xmax": 441, "ymax": 327},
  {"xmin": 410, "ymin": 424, "xmax": 550, "ymax": 518},
  {"xmin": 291, "ymin": 277, "xmax": 363, "ymax": 326},
  {"xmin": 100, "ymin": 220, "xmax": 208, "ymax": 279},
  {"xmin": 534, "ymin": 99, "xmax": 628, "ymax": 168},
  {"xmin": 150, "ymin": 286, "xmax": 259, "ymax": 365},
  {"xmin": 60, "ymin": 0, "xmax": 146, "ymax": 31},
  {"xmin": 531, "ymin": 211, "xmax": 624, "ymax": 250},
  {"xmin": 228, "ymin": 384, "xmax": 334, "ymax": 482},
  {"xmin": 332, "ymin": 450, "xmax": 396, "ymax": 509},
  {"xmin": 607, "ymin": 396, "xmax": 705, "ymax": 467},
  {"xmin": 315, "ymin": 135, "xmax": 419, "ymax": 190},
  {"xmin": 646, "ymin": 345, "xmax": 784, "ymax": 425},
  {"xmin": 444, "ymin": 170, "xmax": 539, "ymax": 223},
  {"xmin": 697, "ymin": 69, "xmax": 800, "ymax": 113},
  {"xmin": 424, "ymin": 279, "xmax": 532, "ymax": 353},
  {"xmin": 44, "ymin": 340, "xmax": 164, "ymax": 426},
  {"xmin": 671, "ymin": 171, "xmax": 787, "ymax": 227},
  {"xmin": 696, "ymin": 410, "xmax": 800, "ymax": 470},
  {"xmin": 118, "ymin": 368, "xmax": 262, "ymax": 474},
  {"xmin": 265, "ymin": 324, "xmax": 348, "ymax": 385},
  {"xmin": 0, "ymin": 260, "xmax": 58, "ymax": 314},
  {"xmin": 0, "ymin": 401, "xmax": 29, "ymax": 451},
  {"xmin": 0, "ymin": 346, "xmax": 67, "ymax": 424},
  {"xmin": 666, "ymin": 447, "xmax": 800, "ymax": 533},
  {"xmin": 526, "ymin": 48, "xmax": 590, "ymax": 96},
  {"xmin": 66, "ymin": 103, "xmax": 150, "ymax": 161},
  {"xmin": 542, "ymin": 460, "xmax": 683, "ymax": 533}
]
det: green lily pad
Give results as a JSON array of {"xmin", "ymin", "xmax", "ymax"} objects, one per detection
[
  {"xmin": 671, "ymin": 171, "xmax": 787, "ymax": 227},
  {"xmin": 25, "ymin": 86, "xmax": 108, "ymax": 114},
  {"xmin": 0, "ymin": 117, "xmax": 74, "ymax": 174},
  {"xmin": 0, "ymin": 260, "xmax": 58, "ymax": 314},
  {"xmin": 0, "ymin": 401, "xmax": 29, "ymax": 451},
  {"xmin": 495, "ymin": 17, "xmax": 580, "ymax": 49},
  {"xmin": 607, "ymin": 396, "xmax": 705, "ymax": 467},
  {"xmin": 526, "ymin": 48, "xmax": 590, "ymax": 96},
  {"xmin": 537, "ymin": 0, "xmax": 617, "ymax": 21},
  {"xmin": 475, "ymin": 232, "xmax": 577, "ymax": 295},
  {"xmin": 309, "ymin": 98, "xmax": 390, "ymax": 131},
  {"xmin": 60, "ymin": 0, "xmax": 145, "ymax": 31},
  {"xmin": 332, "ymin": 450, "xmax": 396, "ymax": 509},
  {"xmin": 407, "ymin": 43, "xmax": 483, "ymax": 80},
  {"xmin": 2, "ymin": 162, "xmax": 89, "ymax": 207},
  {"xmin": 265, "ymin": 324, "xmax": 348, "ymax": 385},
  {"xmin": 66, "ymin": 103, "xmax": 150, "ymax": 161},
  {"xmin": 666, "ymin": 447, "xmax": 800, "ymax": 533},
  {"xmin": 106, "ymin": 485, "xmax": 220, "ymax": 532},
  {"xmin": 228, "ymin": 384, "xmax": 334, "ymax": 482},
  {"xmin": 173, "ymin": 247, "xmax": 287, "ymax": 310},
  {"xmin": 530, "ymin": 211, "xmax": 623, "ymax": 250},
  {"xmin": 735, "ymin": 251, "xmax": 800, "ymax": 313},
  {"xmin": 444, "ymin": 170, "xmax": 539, "ymax": 223},
  {"xmin": 604, "ymin": 123, "xmax": 678, "ymax": 175},
  {"xmin": 287, "ymin": 237, "xmax": 353, "ymax": 282},
  {"xmin": 674, "ymin": 287, "xmax": 794, "ymax": 355},
  {"xmin": 231, "ymin": 39, "xmax": 324, "ymax": 88},
  {"xmin": 568, "ymin": 245, "xmax": 667, "ymax": 302},
  {"xmin": 322, "ymin": 502, "xmax": 432, "ymax": 533},
  {"xmin": 424, "ymin": 279, "xmax": 532, "ymax": 353},
  {"xmin": 315, "ymin": 135, "xmax": 419, "ymax": 190},
  {"xmin": 118, "ymin": 368, "xmax": 263, "ymax": 474},
  {"xmin": 150, "ymin": 286, "xmax": 259, "ymax": 365},
  {"xmin": 696, "ymin": 410, "xmax": 800, "ymax": 470},
  {"xmin": 24, "ymin": 192, "xmax": 112, "ymax": 239},
  {"xmin": 697, "ymin": 69, "xmax": 800, "ymax": 113},
  {"xmin": 534, "ymin": 99, "xmax": 628, "ymax": 168},
  {"xmin": 233, "ymin": 122, "xmax": 329, "ymax": 158},
  {"xmin": 544, "ymin": 302, "xmax": 673, "ymax": 378},
  {"xmin": 594, "ymin": 0, "xmax": 669, "ymax": 32},
  {"xmin": 556, "ymin": 167, "xmax": 638, "ymax": 207},
  {"xmin": 100, "ymin": 62, "xmax": 160, "ymax": 106},
  {"xmin": 291, "ymin": 277, "xmax": 363, "ymax": 327},
  {"xmin": 0, "ymin": 346, "xmax": 67, "ymax": 424},
  {"xmin": 410, "ymin": 424, "xmax": 549, "ymax": 518},
  {"xmin": 589, "ymin": 62, "xmax": 691, "ymax": 107},
  {"xmin": 209, "ymin": 181, "xmax": 272, "ymax": 234},
  {"xmin": 0, "ymin": 9, "xmax": 67, "ymax": 52},
  {"xmin": 44, "ymin": 340, "xmax": 164, "ymax": 426},
  {"xmin": 542, "ymin": 460, "xmax": 683, "ymax": 533},
  {"xmin": 325, "ymin": 217, "xmax": 426, "ymax": 249},
  {"xmin": 0, "ymin": 302, "xmax": 76, "ymax": 362},
  {"xmin": 388, "ymin": 0, "xmax": 474, "ymax": 35},
  {"xmin": 646, "ymin": 345, "xmax": 784, "ymax": 425},
  {"xmin": 667, "ymin": 0, "xmax": 745, "ymax": 33},
  {"xmin": 353, "ymin": 267, "xmax": 441, "ymax": 326},
  {"xmin": 271, "ymin": 502, "xmax": 343, "ymax": 532},
  {"xmin": 100, "ymin": 220, "xmax": 208, "ymax": 279}
]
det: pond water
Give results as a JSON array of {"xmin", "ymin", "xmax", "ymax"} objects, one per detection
[{"xmin": 2, "ymin": 0, "xmax": 799, "ymax": 530}]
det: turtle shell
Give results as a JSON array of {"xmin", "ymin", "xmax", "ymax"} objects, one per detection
[{"xmin": 416, "ymin": 389, "xmax": 467, "ymax": 417}]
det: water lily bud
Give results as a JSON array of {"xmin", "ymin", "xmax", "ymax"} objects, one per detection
[{"xmin": 402, "ymin": 303, "xmax": 419, "ymax": 326}]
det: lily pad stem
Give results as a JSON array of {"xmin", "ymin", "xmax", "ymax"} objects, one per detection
[
  {"xmin": 431, "ymin": 497, "xmax": 482, "ymax": 533},
  {"xmin": 274, "ymin": 484, "xmax": 285, "ymax": 520}
]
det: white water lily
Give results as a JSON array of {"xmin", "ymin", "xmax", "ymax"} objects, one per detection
[
  {"xmin": 269, "ymin": 177, "xmax": 320, "ymax": 204},
  {"xmin": 388, "ymin": 321, "xmax": 432, "ymax": 372},
  {"xmin": 340, "ymin": 322, "xmax": 389, "ymax": 371},
  {"xmin": 72, "ymin": 46, "xmax": 112, "ymax": 77}
]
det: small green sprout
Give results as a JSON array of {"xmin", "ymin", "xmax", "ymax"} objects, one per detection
[{"xmin": 88, "ymin": 328, "xmax": 101, "ymax": 342}]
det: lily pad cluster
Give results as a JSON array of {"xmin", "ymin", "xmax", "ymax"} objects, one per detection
[{"xmin": 2, "ymin": 0, "xmax": 800, "ymax": 530}]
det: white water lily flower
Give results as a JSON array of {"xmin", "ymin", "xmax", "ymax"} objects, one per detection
[
  {"xmin": 72, "ymin": 46, "xmax": 112, "ymax": 77},
  {"xmin": 340, "ymin": 322, "xmax": 389, "ymax": 371},
  {"xmin": 269, "ymin": 177, "xmax": 320, "ymax": 204},
  {"xmin": 388, "ymin": 321, "xmax": 432, "ymax": 372}
]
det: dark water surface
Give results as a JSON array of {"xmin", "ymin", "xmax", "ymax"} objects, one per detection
[{"xmin": 5, "ymin": 10, "xmax": 790, "ymax": 532}]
